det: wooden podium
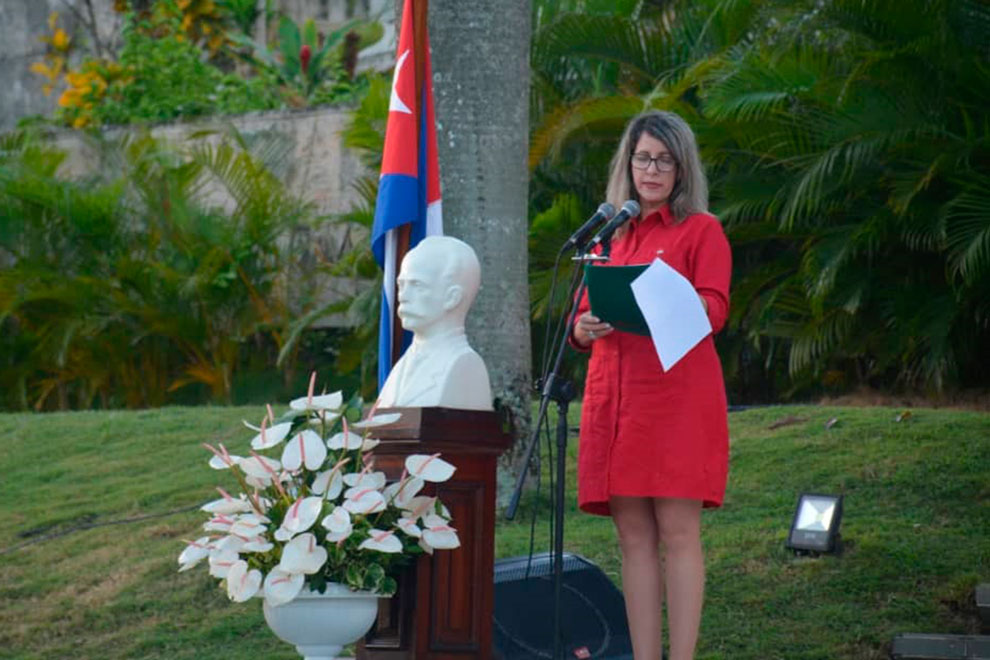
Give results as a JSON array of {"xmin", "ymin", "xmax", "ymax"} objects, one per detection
[{"xmin": 357, "ymin": 407, "xmax": 512, "ymax": 660}]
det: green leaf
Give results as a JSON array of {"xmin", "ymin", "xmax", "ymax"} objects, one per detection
[
  {"xmin": 345, "ymin": 562, "xmax": 363, "ymax": 590},
  {"xmin": 379, "ymin": 576, "xmax": 398, "ymax": 597},
  {"xmin": 302, "ymin": 18, "xmax": 318, "ymax": 50},
  {"xmin": 278, "ymin": 15, "xmax": 302, "ymax": 77}
]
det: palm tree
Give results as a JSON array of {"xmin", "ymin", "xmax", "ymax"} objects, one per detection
[
  {"xmin": 429, "ymin": 0, "xmax": 535, "ymax": 459},
  {"xmin": 526, "ymin": 0, "xmax": 990, "ymax": 398}
]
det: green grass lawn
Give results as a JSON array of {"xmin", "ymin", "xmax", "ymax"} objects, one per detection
[{"xmin": 1, "ymin": 404, "xmax": 988, "ymax": 659}]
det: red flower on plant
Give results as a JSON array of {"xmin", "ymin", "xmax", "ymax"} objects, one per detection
[{"xmin": 300, "ymin": 44, "xmax": 312, "ymax": 74}]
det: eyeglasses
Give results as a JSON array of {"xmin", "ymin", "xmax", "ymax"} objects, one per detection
[{"xmin": 630, "ymin": 152, "xmax": 677, "ymax": 172}]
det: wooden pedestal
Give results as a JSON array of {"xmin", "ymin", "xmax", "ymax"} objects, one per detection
[{"xmin": 357, "ymin": 407, "xmax": 512, "ymax": 660}]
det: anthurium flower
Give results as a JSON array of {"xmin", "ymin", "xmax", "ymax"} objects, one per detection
[
  {"xmin": 244, "ymin": 474, "xmax": 269, "ymax": 489},
  {"xmin": 204, "ymin": 443, "xmax": 241, "ymax": 470},
  {"xmin": 396, "ymin": 517, "xmax": 422, "ymax": 538},
  {"xmin": 307, "ymin": 409, "xmax": 341, "ymax": 426},
  {"xmin": 201, "ymin": 490, "xmax": 254, "ymax": 515},
  {"xmin": 242, "ymin": 405, "xmax": 276, "ymax": 432},
  {"xmin": 401, "ymin": 495, "xmax": 438, "ymax": 523},
  {"xmin": 203, "ymin": 514, "xmax": 235, "ymax": 533},
  {"xmin": 320, "ymin": 506, "xmax": 353, "ymax": 542},
  {"xmin": 422, "ymin": 515, "xmax": 460, "ymax": 550},
  {"xmin": 238, "ymin": 455, "xmax": 281, "ymax": 481},
  {"xmin": 213, "ymin": 534, "xmax": 246, "ymax": 555},
  {"xmin": 281, "ymin": 430, "xmax": 327, "ymax": 472},
  {"xmin": 342, "ymin": 486, "xmax": 386, "ymax": 514},
  {"xmin": 274, "ymin": 496, "xmax": 324, "ymax": 541},
  {"xmin": 242, "ymin": 536, "xmax": 274, "ymax": 553},
  {"xmin": 385, "ymin": 476, "xmax": 424, "ymax": 508},
  {"xmin": 209, "ymin": 549, "xmax": 240, "ymax": 578},
  {"xmin": 264, "ymin": 568, "xmax": 304, "ymax": 606},
  {"xmin": 209, "ymin": 454, "xmax": 243, "ymax": 470},
  {"xmin": 351, "ymin": 412, "xmax": 402, "ymax": 430},
  {"xmin": 290, "ymin": 372, "xmax": 344, "ymax": 412},
  {"xmin": 279, "ymin": 533, "xmax": 327, "ymax": 574},
  {"xmin": 405, "ymin": 453, "xmax": 456, "ymax": 482},
  {"xmin": 310, "ymin": 466, "xmax": 344, "ymax": 499},
  {"xmin": 250, "ymin": 421, "xmax": 293, "ymax": 450},
  {"xmin": 226, "ymin": 560, "xmax": 262, "ymax": 602},
  {"xmin": 343, "ymin": 471, "xmax": 386, "ymax": 490},
  {"xmin": 326, "ymin": 430, "xmax": 364, "ymax": 450},
  {"xmin": 290, "ymin": 391, "xmax": 343, "ymax": 412},
  {"xmin": 178, "ymin": 537, "xmax": 213, "ymax": 571},
  {"xmin": 359, "ymin": 529, "xmax": 403, "ymax": 553},
  {"xmin": 230, "ymin": 515, "xmax": 268, "ymax": 539}
]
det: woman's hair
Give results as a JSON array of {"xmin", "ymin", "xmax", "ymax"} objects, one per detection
[{"xmin": 604, "ymin": 110, "xmax": 708, "ymax": 223}]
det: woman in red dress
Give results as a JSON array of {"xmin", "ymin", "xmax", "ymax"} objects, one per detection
[{"xmin": 571, "ymin": 111, "xmax": 731, "ymax": 660}]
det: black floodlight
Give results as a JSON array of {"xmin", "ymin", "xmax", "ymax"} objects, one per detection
[{"xmin": 786, "ymin": 493, "xmax": 843, "ymax": 555}]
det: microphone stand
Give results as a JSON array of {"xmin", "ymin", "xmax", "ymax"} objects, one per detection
[{"xmin": 505, "ymin": 240, "xmax": 607, "ymax": 660}]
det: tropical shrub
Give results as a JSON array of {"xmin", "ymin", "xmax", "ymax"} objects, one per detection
[
  {"xmin": 57, "ymin": 10, "xmax": 275, "ymax": 128},
  {"xmin": 0, "ymin": 128, "xmax": 340, "ymax": 411},
  {"xmin": 33, "ymin": 0, "xmax": 378, "ymax": 129},
  {"xmin": 230, "ymin": 14, "xmax": 382, "ymax": 107}
]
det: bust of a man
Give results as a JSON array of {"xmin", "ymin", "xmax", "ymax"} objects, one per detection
[{"xmin": 377, "ymin": 236, "xmax": 493, "ymax": 410}]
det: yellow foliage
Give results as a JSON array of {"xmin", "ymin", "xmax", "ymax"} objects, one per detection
[
  {"xmin": 31, "ymin": 59, "xmax": 65, "ymax": 96},
  {"xmin": 56, "ymin": 60, "xmax": 131, "ymax": 127},
  {"xmin": 173, "ymin": 0, "xmax": 227, "ymax": 54},
  {"xmin": 52, "ymin": 29, "xmax": 71, "ymax": 52},
  {"xmin": 31, "ymin": 12, "xmax": 74, "ymax": 97},
  {"xmin": 112, "ymin": 0, "xmax": 228, "ymax": 55}
]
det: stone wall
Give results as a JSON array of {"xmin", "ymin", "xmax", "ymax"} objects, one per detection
[
  {"xmin": 54, "ymin": 106, "xmax": 366, "ymax": 217},
  {"xmin": 51, "ymin": 106, "xmax": 372, "ymax": 328}
]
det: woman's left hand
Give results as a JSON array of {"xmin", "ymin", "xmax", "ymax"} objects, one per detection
[{"xmin": 575, "ymin": 312, "xmax": 613, "ymax": 347}]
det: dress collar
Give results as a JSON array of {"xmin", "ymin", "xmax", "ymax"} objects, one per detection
[{"xmin": 633, "ymin": 203, "xmax": 674, "ymax": 230}]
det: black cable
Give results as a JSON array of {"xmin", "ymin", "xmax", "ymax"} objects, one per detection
[
  {"xmin": 524, "ymin": 400, "xmax": 553, "ymax": 581},
  {"xmin": 539, "ymin": 249, "xmax": 567, "ymax": 383},
  {"xmin": 0, "ymin": 502, "xmax": 205, "ymax": 556}
]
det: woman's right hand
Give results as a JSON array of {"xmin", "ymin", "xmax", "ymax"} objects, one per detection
[{"xmin": 574, "ymin": 312, "xmax": 613, "ymax": 348}]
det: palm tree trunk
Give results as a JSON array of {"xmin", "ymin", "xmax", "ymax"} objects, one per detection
[{"xmin": 428, "ymin": 0, "xmax": 533, "ymax": 489}]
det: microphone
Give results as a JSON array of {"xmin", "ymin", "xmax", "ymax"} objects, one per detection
[
  {"xmin": 586, "ymin": 200, "xmax": 641, "ymax": 250},
  {"xmin": 563, "ymin": 202, "xmax": 615, "ymax": 251}
]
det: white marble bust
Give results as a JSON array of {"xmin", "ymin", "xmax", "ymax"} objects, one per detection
[{"xmin": 377, "ymin": 236, "xmax": 493, "ymax": 410}]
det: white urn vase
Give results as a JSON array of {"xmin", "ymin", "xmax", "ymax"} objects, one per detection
[{"xmin": 262, "ymin": 583, "xmax": 381, "ymax": 659}]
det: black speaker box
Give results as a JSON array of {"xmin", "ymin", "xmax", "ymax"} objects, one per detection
[{"xmin": 493, "ymin": 552, "xmax": 633, "ymax": 660}]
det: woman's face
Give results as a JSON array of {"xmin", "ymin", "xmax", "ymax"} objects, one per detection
[{"xmin": 630, "ymin": 132, "xmax": 677, "ymax": 213}]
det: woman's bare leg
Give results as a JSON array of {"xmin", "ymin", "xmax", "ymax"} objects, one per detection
[
  {"xmin": 610, "ymin": 496, "xmax": 662, "ymax": 659},
  {"xmin": 653, "ymin": 498, "xmax": 704, "ymax": 660}
]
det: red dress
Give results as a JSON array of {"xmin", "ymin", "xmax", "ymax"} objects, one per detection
[{"xmin": 573, "ymin": 204, "xmax": 731, "ymax": 516}]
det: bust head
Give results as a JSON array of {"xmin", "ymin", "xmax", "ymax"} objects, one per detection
[{"xmin": 396, "ymin": 236, "xmax": 481, "ymax": 337}]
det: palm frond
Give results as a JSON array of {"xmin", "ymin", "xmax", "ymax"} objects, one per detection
[{"xmin": 943, "ymin": 179, "xmax": 990, "ymax": 283}]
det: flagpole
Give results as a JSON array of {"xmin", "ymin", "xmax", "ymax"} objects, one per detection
[{"xmin": 389, "ymin": 0, "xmax": 429, "ymax": 368}]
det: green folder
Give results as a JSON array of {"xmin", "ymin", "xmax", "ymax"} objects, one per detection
[{"xmin": 583, "ymin": 263, "xmax": 650, "ymax": 336}]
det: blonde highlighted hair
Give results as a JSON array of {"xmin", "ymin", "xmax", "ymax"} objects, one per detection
[{"xmin": 605, "ymin": 110, "xmax": 708, "ymax": 223}]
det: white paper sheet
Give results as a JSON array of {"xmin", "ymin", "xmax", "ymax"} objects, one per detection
[{"xmin": 630, "ymin": 258, "xmax": 712, "ymax": 371}]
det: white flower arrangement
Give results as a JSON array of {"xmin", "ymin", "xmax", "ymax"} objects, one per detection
[{"xmin": 178, "ymin": 374, "xmax": 460, "ymax": 606}]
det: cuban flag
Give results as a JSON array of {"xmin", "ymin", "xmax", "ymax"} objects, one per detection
[{"xmin": 372, "ymin": 0, "xmax": 443, "ymax": 389}]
